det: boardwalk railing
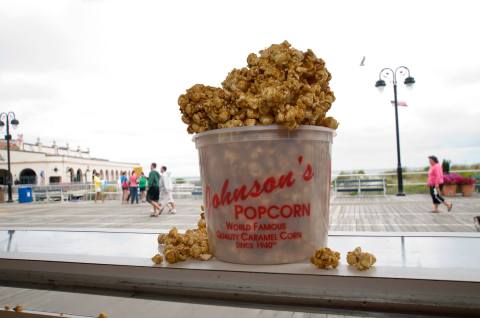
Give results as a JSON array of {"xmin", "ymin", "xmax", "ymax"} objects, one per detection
[{"xmin": 333, "ymin": 169, "xmax": 480, "ymax": 193}]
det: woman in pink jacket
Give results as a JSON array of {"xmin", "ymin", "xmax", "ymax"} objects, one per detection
[{"xmin": 428, "ymin": 155, "xmax": 453, "ymax": 213}]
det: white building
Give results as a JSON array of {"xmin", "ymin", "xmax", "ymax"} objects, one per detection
[{"xmin": 0, "ymin": 135, "xmax": 139, "ymax": 186}]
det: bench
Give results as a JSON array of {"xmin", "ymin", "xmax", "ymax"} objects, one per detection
[
  {"xmin": 334, "ymin": 178, "xmax": 386, "ymax": 195},
  {"xmin": 33, "ymin": 190, "xmax": 64, "ymax": 202},
  {"xmin": 66, "ymin": 190, "xmax": 88, "ymax": 201}
]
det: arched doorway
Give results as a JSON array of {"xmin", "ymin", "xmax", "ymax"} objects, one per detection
[
  {"xmin": 105, "ymin": 170, "xmax": 110, "ymax": 181},
  {"xmin": 111, "ymin": 170, "xmax": 115, "ymax": 182},
  {"xmin": 19, "ymin": 168, "xmax": 37, "ymax": 185},
  {"xmin": 0, "ymin": 169, "xmax": 12, "ymax": 186},
  {"xmin": 100, "ymin": 170, "xmax": 104, "ymax": 179},
  {"xmin": 68, "ymin": 168, "xmax": 74, "ymax": 182},
  {"xmin": 76, "ymin": 169, "xmax": 83, "ymax": 182},
  {"xmin": 115, "ymin": 170, "xmax": 119, "ymax": 181}
]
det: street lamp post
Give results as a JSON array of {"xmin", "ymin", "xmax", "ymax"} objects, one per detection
[
  {"xmin": 0, "ymin": 112, "xmax": 20, "ymax": 203},
  {"xmin": 375, "ymin": 67, "xmax": 415, "ymax": 196}
]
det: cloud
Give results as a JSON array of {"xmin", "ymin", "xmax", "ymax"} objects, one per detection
[
  {"xmin": 0, "ymin": 13, "xmax": 73, "ymax": 73},
  {"xmin": 446, "ymin": 67, "xmax": 480, "ymax": 86}
]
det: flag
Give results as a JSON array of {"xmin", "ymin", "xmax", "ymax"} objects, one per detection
[{"xmin": 391, "ymin": 100, "xmax": 408, "ymax": 107}]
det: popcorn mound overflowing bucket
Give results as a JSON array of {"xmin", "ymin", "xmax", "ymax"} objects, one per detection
[
  {"xmin": 179, "ymin": 41, "xmax": 338, "ymax": 264},
  {"xmin": 193, "ymin": 125, "xmax": 334, "ymax": 264}
]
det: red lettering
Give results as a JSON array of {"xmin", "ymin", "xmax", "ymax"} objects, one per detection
[
  {"xmin": 303, "ymin": 203, "xmax": 311, "ymax": 216},
  {"xmin": 208, "ymin": 171, "xmax": 296, "ymax": 208},
  {"xmin": 263, "ymin": 177, "xmax": 277, "ymax": 193},
  {"xmin": 220, "ymin": 179, "xmax": 232, "ymax": 205},
  {"xmin": 303, "ymin": 163, "xmax": 314, "ymax": 181},
  {"xmin": 248, "ymin": 180, "xmax": 263, "ymax": 197},
  {"xmin": 258, "ymin": 205, "xmax": 267, "ymax": 219},
  {"xmin": 244, "ymin": 206, "xmax": 256, "ymax": 219},
  {"xmin": 232, "ymin": 204, "xmax": 310, "ymax": 220},
  {"xmin": 278, "ymin": 171, "xmax": 295, "ymax": 188},
  {"xmin": 294, "ymin": 204, "xmax": 302, "ymax": 217},
  {"xmin": 213, "ymin": 194, "xmax": 220, "ymax": 208},
  {"xmin": 233, "ymin": 185, "xmax": 249, "ymax": 201},
  {"xmin": 267, "ymin": 205, "xmax": 279, "ymax": 219},
  {"xmin": 234, "ymin": 205, "xmax": 243, "ymax": 219},
  {"xmin": 280, "ymin": 205, "xmax": 293, "ymax": 218}
]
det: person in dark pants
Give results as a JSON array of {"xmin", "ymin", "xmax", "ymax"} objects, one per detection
[
  {"xmin": 129, "ymin": 170, "xmax": 139, "ymax": 204},
  {"xmin": 147, "ymin": 163, "xmax": 162, "ymax": 216},
  {"xmin": 428, "ymin": 155, "xmax": 453, "ymax": 213}
]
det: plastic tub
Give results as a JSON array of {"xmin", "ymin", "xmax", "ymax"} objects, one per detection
[
  {"xmin": 193, "ymin": 125, "xmax": 335, "ymax": 264},
  {"xmin": 18, "ymin": 187, "xmax": 33, "ymax": 203}
]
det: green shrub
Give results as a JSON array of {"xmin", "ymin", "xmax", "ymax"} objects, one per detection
[
  {"xmin": 175, "ymin": 178, "xmax": 186, "ymax": 184},
  {"xmin": 442, "ymin": 159, "xmax": 451, "ymax": 174}
]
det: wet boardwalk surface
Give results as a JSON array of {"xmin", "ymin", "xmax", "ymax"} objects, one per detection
[{"xmin": 1, "ymin": 194, "xmax": 479, "ymax": 232}]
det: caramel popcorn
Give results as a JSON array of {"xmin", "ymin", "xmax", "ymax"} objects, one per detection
[
  {"xmin": 346, "ymin": 247, "xmax": 376, "ymax": 271},
  {"xmin": 178, "ymin": 41, "xmax": 338, "ymax": 133},
  {"xmin": 13, "ymin": 305, "xmax": 23, "ymax": 312},
  {"xmin": 151, "ymin": 253, "xmax": 164, "ymax": 264},
  {"xmin": 4, "ymin": 305, "xmax": 10, "ymax": 311},
  {"xmin": 310, "ymin": 247, "xmax": 340, "ymax": 269},
  {"xmin": 98, "ymin": 313, "xmax": 108, "ymax": 318},
  {"xmin": 199, "ymin": 253, "xmax": 213, "ymax": 261},
  {"xmin": 155, "ymin": 209, "xmax": 213, "ymax": 264}
]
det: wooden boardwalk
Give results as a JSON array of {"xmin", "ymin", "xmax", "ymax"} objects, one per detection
[{"xmin": 1, "ymin": 194, "xmax": 479, "ymax": 232}]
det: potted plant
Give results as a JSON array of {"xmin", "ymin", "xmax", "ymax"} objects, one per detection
[
  {"xmin": 442, "ymin": 173, "xmax": 461, "ymax": 197},
  {"xmin": 459, "ymin": 176, "xmax": 476, "ymax": 197}
]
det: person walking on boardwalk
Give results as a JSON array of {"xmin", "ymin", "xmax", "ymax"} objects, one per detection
[
  {"xmin": 160, "ymin": 166, "xmax": 176, "ymax": 214},
  {"xmin": 93, "ymin": 172, "xmax": 104, "ymax": 203},
  {"xmin": 428, "ymin": 155, "xmax": 453, "ymax": 213},
  {"xmin": 148, "ymin": 163, "xmax": 162, "ymax": 216},
  {"xmin": 129, "ymin": 170, "xmax": 139, "ymax": 204},
  {"xmin": 120, "ymin": 171, "xmax": 129, "ymax": 204},
  {"xmin": 138, "ymin": 172, "xmax": 147, "ymax": 202}
]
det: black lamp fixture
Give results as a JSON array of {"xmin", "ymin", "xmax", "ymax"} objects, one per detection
[
  {"xmin": 375, "ymin": 66, "xmax": 415, "ymax": 196},
  {"xmin": 375, "ymin": 79, "xmax": 386, "ymax": 89},
  {"xmin": 404, "ymin": 76, "xmax": 415, "ymax": 86}
]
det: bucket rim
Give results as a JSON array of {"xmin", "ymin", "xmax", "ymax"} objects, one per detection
[{"xmin": 192, "ymin": 124, "xmax": 336, "ymax": 141}]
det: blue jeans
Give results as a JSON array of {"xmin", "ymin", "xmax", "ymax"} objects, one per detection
[{"xmin": 130, "ymin": 187, "xmax": 138, "ymax": 204}]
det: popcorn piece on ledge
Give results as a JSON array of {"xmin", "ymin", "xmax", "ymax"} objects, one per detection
[
  {"xmin": 310, "ymin": 247, "xmax": 340, "ymax": 269},
  {"xmin": 155, "ymin": 208, "xmax": 212, "ymax": 264},
  {"xmin": 151, "ymin": 253, "xmax": 164, "ymax": 264},
  {"xmin": 346, "ymin": 246, "xmax": 376, "ymax": 271}
]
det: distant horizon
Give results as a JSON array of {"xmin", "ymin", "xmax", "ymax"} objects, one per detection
[{"xmin": 174, "ymin": 163, "xmax": 480, "ymax": 180}]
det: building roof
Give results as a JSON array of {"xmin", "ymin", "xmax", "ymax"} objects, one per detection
[{"xmin": 0, "ymin": 137, "xmax": 139, "ymax": 166}]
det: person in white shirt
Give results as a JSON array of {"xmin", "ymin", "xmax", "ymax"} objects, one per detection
[{"xmin": 160, "ymin": 166, "xmax": 176, "ymax": 214}]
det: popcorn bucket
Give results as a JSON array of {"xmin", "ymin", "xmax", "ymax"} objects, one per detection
[{"xmin": 193, "ymin": 125, "xmax": 335, "ymax": 264}]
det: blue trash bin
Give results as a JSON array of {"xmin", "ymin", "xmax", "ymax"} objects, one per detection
[{"xmin": 18, "ymin": 187, "xmax": 33, "ymax": 203}]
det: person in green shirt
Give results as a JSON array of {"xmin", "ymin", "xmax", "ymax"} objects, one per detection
[
  {"xmin": 138, "ymin": 172, "xmax": 147, "ymax": 202},
  {"xmin": 147, "ymin": 163, "xmax": 162, "ymax": 216}
]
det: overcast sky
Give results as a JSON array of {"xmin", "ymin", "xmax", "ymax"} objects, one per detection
[{"xmin": 1, "ymin": 0, "xmax": 479, "ymax": 176}]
